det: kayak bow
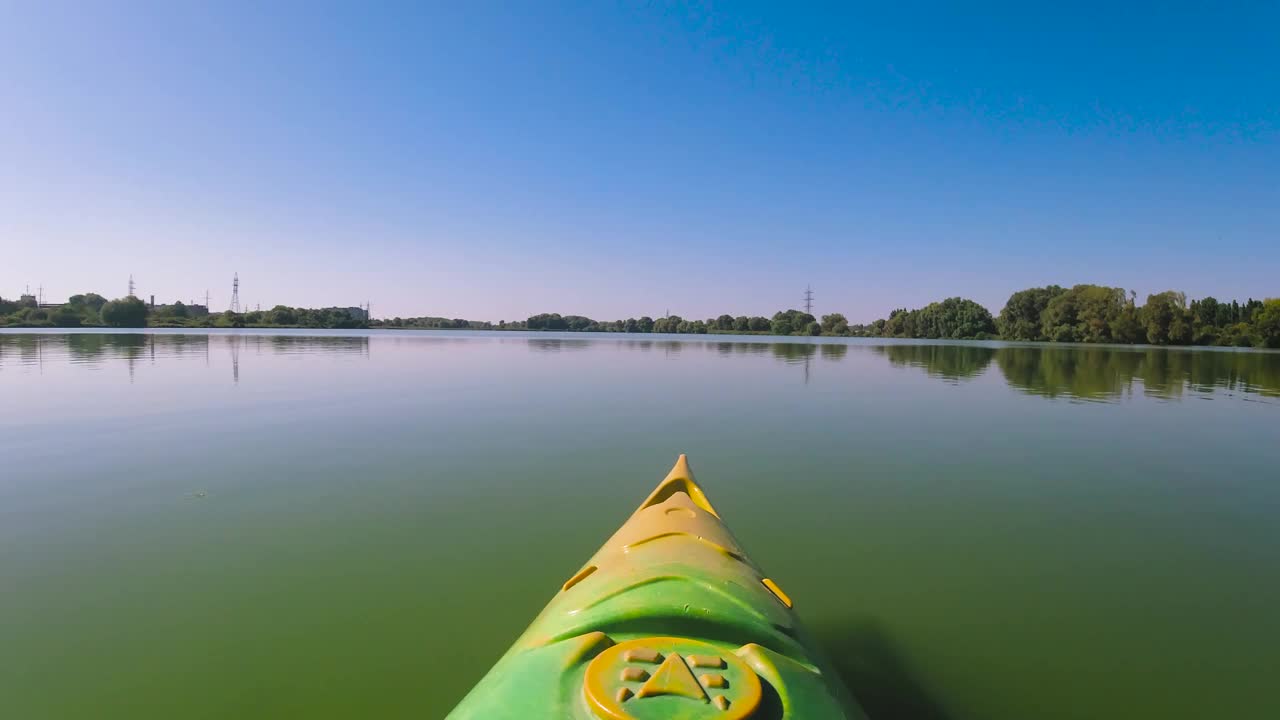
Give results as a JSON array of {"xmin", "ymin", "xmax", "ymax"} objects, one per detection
[{"xmin": 446, "ymin": 455, "xmax": 866, "ymax": 719}]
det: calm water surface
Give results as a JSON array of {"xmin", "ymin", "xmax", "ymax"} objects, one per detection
[{"xmin": 2, "ymin": 330, "xmax": 1278, "ymax": 719}]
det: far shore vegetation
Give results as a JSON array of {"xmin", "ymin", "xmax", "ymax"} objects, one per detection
[{"xmin": 3, "ymin": 284, "xmax": 1278, "ymax": 349}]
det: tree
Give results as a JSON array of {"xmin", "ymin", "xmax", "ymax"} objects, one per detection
[
  {"xmin": 1111, "ymin": 304, "xmax": 1143, "ymax": 344},
  {"xmin": 50, "ymin": 306, "xmax": 83, "ymax": 327},
  {"xmin": 733, "ymin": 316, "xmax": 749, "ymax": 332},
  {"xmin": 771, "ymin": 310, "xmax": 816, "ymax": 336},
  {"xmin": 100, "ymin": 296, "xmax": 148, "ymax": 327},
  {"xmin": 874, "ymin": 299, "xmax": 995, "ymax": 339},
  {"xmin": 564, "ymin": 315, "xmax": 595, "ymax": 331},
  {"xmin": 527, "ymin": 313, "xmax": 569, "ymax": 330},
  {"xmin": 69, "ymin": 293, "xmax": 108, "ymax": 313},
  {"xmin": 716, "ymin": 314, "xmax": 734, "ymax": 331},
  {"xmin": 1254, "ymin": 299, "xmax": 1280, "ymax": 349},
  {"xmin": 1142, "ymin": 291, "xmax": 1190, "ymax": 345},
  {"xmin": 997, "ymin": 286, "xmax": 1065, "ymax": 340},
  {"xmin": 821, "ymin": 313, "xmax": 849, "ymax": 335},
  {"xmin": 747, "ymin": 316, "xmax": 769, "ymax": 332},
  {"xmin": 268, "ymin": 305, "xmax": 297, "ymax": 325},
  {"xmin": 1039, "ymin": 285, "xmax": 1129, "ymax": 343}
]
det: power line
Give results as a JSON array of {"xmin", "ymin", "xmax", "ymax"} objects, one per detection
[
  {"xmin": 229, "ymin": 273, "xmax": 240, "ymax": 313},
  {"xmin": 803, "ymin": 285, "xmax": 814, "ymax": 314}
]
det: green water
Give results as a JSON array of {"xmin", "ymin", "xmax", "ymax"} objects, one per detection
[{"xmin": 2, "ymin": 330, "xmax": 1277, "ymax": 719}]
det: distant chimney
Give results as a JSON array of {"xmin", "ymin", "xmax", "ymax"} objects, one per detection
[{"xmin": 150, "ymin": 295, "xmax": 155, "ymax": 307}]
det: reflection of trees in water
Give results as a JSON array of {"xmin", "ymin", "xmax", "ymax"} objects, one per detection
[
  {"xmin": 527, "ymin": 338, "xmax": 591, "ymax": 353},
  {"xmin": 0, "ymin": 333, "xmax": 371, "ymax": 383},
  {"xmin": 770, "ymin": 343, "xmax": 816, "ymax": 364},
  {"xmin": 995, "ymin": 346, "xmax": 1280, "ymax": 400},
  {"xmin": 870, "ymin": 342, "xmax": 1280, "ymax": 400},
  {"xmin": 67, "ymin": 333, "xmax": 149, "ymax": 363},
  {"xmin": 874, "ymin": 344, "xmax": 997, "ymax": 382},
  {"xmin": 821, "ymin": 344, "xmax": 849, "ymax": 361},
  {"xmin": 725, "ymin": 342, "xmax": 770, "ymax": 356},
  {"xmin": 767, "ymin": 342, "xmax": 847, "ymax": 363},
  {"xmin": 994, "ymin": 347, "xmax": 1138, "ymax": 400},
  {"xmin": 264, "ymin": 334, "xmax": 369, "ymax": 355}
]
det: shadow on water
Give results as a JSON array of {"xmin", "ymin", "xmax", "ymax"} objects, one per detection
[{"xmin": 818, "ymin": 619, "xmax": 959, "ymax": 720}]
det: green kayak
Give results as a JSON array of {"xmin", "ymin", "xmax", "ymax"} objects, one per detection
[{"xmin": 446, "ymin": 455, "xmax": 867, "ymax": 719}]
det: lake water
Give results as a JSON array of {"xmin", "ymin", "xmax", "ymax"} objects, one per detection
[{"xmin": 2, "ymin": 330, "xmax": 1278, "ymax": 719}]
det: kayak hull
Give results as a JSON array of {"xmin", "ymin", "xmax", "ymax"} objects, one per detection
[{"xmin": 446, "ymin": 456, "xmax": 866, "ymax": 719}]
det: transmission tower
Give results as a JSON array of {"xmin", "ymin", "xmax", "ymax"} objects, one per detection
[
  {"xmin": 803, "ymin": 285, "xmax": 814, "ymax": 314},
  {"xmin": 205, "ymin": 290, "xmax": 210, "ymax": 309},
  {"xmin": 128, "ymin": 275, "xmax": 136, "ymax": 297},
  {"xmin": 229, "ymin": 273, "xmax": 240, "ymax": 313}
]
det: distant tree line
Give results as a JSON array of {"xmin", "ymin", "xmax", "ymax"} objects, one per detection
[
  {"xmin": 990, "ymin": 285, "xmax": 1277, "ymax": 348},
  {"xmin": 372, "ymin": 316, "xmax": 495, "ymax": 330},
  {"xmin": 466, "ymin": 286, "xmax": 1279, "ymax": 348},
  {"xmin": 847, "ymin": 297, "xmax": 998, "ymax": 340},
  {"xmin": 7, "ymin": 284, "xmax": 1277, "ymax": 348},
  {"xmin": 0, "ymin": 292, "xmax": 369, "ymax": 330}
]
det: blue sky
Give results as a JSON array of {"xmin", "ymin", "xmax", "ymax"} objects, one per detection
[{"xmin": 2, "ymin": 1, "xmax": 1276, "ymax": 321}]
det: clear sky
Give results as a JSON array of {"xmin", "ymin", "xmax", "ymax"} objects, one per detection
[{"xmin": 2, "ymin": 1, "xmax": 1276, "ymax": 321}]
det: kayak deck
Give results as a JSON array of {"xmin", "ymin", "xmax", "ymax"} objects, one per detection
[{"xmin": 446, "ymin": 455, "xmax": 865, "ymax": 719}]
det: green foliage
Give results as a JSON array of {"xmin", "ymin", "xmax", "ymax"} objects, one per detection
[
  {"xmin": 1141, "ymin": 291, "xmax": 1188, "ymax": 345},
  {"xmin": 1254, "ymin": 299, "xmax": 1280, "ymax": 348},
  {"xmin": 269, "ymin": 305, "xmax": 297, "ymax": 325},
  {"xmin": 100, "ymin": 296, "xmax": 149, "ymax": 327},
  {"xmin": 985, "ymin": 285, "xmax": 1273, "ymax": 347},
  {"xmin": 872, "ymin": 298, "xmax": 995, "ymax": 340},
  {"xmin": 49, "ymin": 306, "xmax": 83, "ymax": 326},
  {"xmin": 382, "ymin": 316, "xmax": 489, "ymax": 329},
  {"xmin": 821, "ymin": 313, "xmax": 849, "ymax": 335},
  {"xmin": 1040, "ymin": 285, "xmax": 1130, "ymax": 343},
  {"xmin": 770, "ymin": 309, "xmax": 816, "ymax": 336},
  {"xmin": 996, "ymin": 285, "xmax": 1065, "ymax": 340},
  {"xmin": 69, "ymin": 293, "xmax": 108, "ymax": 313}
]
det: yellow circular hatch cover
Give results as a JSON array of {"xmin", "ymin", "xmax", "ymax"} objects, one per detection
[{"xmin": 583, "ymin": 637, "xmax": 762, "ymax": 720}]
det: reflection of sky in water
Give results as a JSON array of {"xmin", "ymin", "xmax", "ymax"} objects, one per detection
[
  {"xmin": 2, "ymin": 330, "xmax": 1276, "ymax": 403},
  {"xmin": 2, "ymin": 329, "xmax": 1278, "ymax": 720}
]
